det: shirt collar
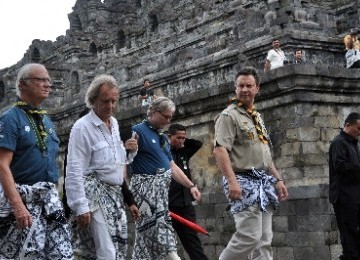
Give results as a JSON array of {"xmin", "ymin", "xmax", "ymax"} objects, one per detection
[{"xmin": 89, "ymin": 109, "xmax": 113, "ymax": 127}]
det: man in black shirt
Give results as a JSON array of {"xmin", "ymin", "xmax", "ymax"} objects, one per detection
[
  {"xmin": 138, "ymin": 79, "xmax": 156, "ymax": 108},
  {"xmin": 168, "ymin": 123, "xmax": 208, "ymax": 260},
  {"xmin": 329, "ymin": 112, "xmax": 360, "ymax": 260}
]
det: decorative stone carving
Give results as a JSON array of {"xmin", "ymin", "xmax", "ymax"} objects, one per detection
[{"xmin": 294, "ymin": 8, "xmax": 320, "ymax": 28}]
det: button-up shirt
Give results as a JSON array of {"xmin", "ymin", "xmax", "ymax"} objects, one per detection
[{"xmin": 65, "ymin": 110, "xmax": 134, "ymax": 216}]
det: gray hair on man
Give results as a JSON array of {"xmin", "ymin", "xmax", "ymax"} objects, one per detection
[
  {"xmin": 15, "ymin": 63, "xmax": 46, "ymax": 97},
  {"xmin": 85, "ymin": 74, "xmax": 119, "ymax": 108},
  {"xmin": 147, "ymin": 96, "xmax": 175, "ymax": 117}
]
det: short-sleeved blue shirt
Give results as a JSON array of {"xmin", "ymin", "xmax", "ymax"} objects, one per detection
[
  {"xmin": 131, "ymin": 121, "xmax": 172, "ymax": 175},
  {"xmin": 0, "ymin": 107, "xmax": 60, "ymax": 185}
]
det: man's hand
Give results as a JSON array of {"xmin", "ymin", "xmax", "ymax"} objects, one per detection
[
  {"xmin": 228, "ymin": 181, "xmax": 242, "ymax": 200},
  {"xmin": 125, "ymin": 135, "xmax": 138, "ymax": 153},
  {"xmin": 129, "ymin": 204, "xmax": 141, "ymax": 221},
  {"xmin": 275, "ymin": 181, "xmax": 288, "ymax": 201},
  {"xmin": 190, "ymin": 186, "xmax": 201, "ymax": 202},
  {"xmin": 13, "ymin": 201, "xmax": 32, "ymax": 229},
  {"xmin": 77, "ymin": 212, "xmax": 91, "ymax": 229}
]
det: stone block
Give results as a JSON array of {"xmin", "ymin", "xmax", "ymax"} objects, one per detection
[
  {"xmin": 280, "ymin": 167, "xmax": 303, "ymax": 182},
  {"xmin": 288, "ymin": 185, "xmax": 328, "ymax": 200},
  {"xmin": 273, "ymin": 215, "xmax": 289, "ymax": 232},
  {"xmin": 209, "ymin": 192, "xmax": 228, "ymax": 204},
  {"xmin": 293, "ymin": 246, "xmax": 330, "ymax": 260},
  {"xmin": 325, "ymin": 231, "xmax": 340, "ymax": 245},
  {"xmin": 272, "ymin": 232, "xmax": 288, "ymax": 247},
  {"xmin": 275, "ymin": 200, "xmax": 296, "ymax": 216},
  {"xmin": 273, "ymin": 247, "xmax": 294, "ymax": 260},
  {"xmin": 294, "ymin": 214, "xmax": 332, "ymax": 232},
  {"xmin": 308, "ymin": 198, "xmax": 333, "ymax": 215},
  {"xmin": 302, "ymin": 153, "xmax": 327, "ymax": 165},
  {"xmin": 285, "ymin": 127, "xmax": 321, "ymax": 142},
  {"xmin": 196, "ymin": 203, "xmax": 215, "ymax": 219},
  {"xmin": 214, "ymin": 203, "xmax": 230, "ymax": 218},
  {"xmin": 276, "ymin": 155, "xmax": 297, "ymax": 168},
  {"xmin": 286, "ymin": 231, "xmax": 325, "ymax": 246},
  {"xmin": 280, "ymin": 142, "xmax": 301, "ymax": 156}
]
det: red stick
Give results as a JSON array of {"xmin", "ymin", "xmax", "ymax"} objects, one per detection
[{"xmin": 169, "ymin": 211, "xmax": 210, "ymax": 236}]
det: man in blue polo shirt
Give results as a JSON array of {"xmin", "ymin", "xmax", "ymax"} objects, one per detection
[
  {"xmin": 130, "ymin": 96, "xmax": 201, "ymax": 260},
  {"xmin": 0, "ymin": 63, "xmax": 73, "ymax": 259}
]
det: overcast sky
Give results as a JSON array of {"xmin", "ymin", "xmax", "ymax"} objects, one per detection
[{"xmin": 0, "ymin": 0, "xmax": 77, "ymax": 69}]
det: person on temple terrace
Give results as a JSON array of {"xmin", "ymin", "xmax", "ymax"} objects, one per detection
[
  {"xmin": 65, "ymin": 74, "xmax": 140, "ymax": 259},
  {"xmin": 138, "ymin": 78, "xmax": 157, "ymax": 108},
  {"xmin": 130, "ymin": 96, "xmax": 201, "ymax": 260},
  {"xmin": 329, "ymin": 112, "xmax": 360, "ymax": 260},
  {"xmin": 0, "ymin": 63, "xmax": 73, "ymax": 259},
  {"xmin": 264, "ymin": 39, "xmax": 288, "ymax": 71},
  {"xmin": 213, "ymin": 66, "xmax": 288, "ymax": 260},
  {"xmin": 168, "ymin": 123, "xmax": 209, "ymax": 260},
  {"xmin": 292, "ymin": 49, "xmax": 306, "ymax": 64}
]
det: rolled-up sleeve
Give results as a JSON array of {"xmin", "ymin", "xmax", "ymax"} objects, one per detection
[{"xmin": 214, "ymin": 112, "xmax": 236, "ymax": 151}]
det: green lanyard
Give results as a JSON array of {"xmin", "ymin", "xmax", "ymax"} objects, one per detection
[{"xmin": 15, "ymin": 100, "xmax": 48, "ymax": 155}]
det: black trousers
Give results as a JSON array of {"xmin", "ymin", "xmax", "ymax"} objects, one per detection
[
  {"xmin": 169, "ymin": 205, "xmax": 208, "ymax": 260},
  {"xmin": 350, "ymin": 60, "xmax": 360, "ymax": 68},
  {"xmin": 333, "ymin": 202, "xmax": 360, "ymax": 260}
]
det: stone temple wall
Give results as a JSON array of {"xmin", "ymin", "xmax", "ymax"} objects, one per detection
[{"xmin": 1, "ymin": 0, "xmax": 360, "ymax": 259}]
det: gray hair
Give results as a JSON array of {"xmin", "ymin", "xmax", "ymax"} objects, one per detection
[
  {"xmin": 147, "ymin": 96, "xmax": 175, "ymax": 117},
  {"xmin": 15, "ymin": 63, "xmax": 46, "ymax": 97},
  {"xmin": 85, "ymin": 74, "xmax": 119, "ymax": 108}
]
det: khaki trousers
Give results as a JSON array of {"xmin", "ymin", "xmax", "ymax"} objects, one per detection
[{"xmin": 219, "ymin": 205, "xmax": 273, "ymax": 260}]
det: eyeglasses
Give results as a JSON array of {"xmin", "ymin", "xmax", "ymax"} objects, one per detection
[
  {"xmin": 157, "ymin": 110, "xmax": 173, "ymax": 121},
  {"xmin": 23, "ymin": 77, "xmax": 52, "ymax": 85}
]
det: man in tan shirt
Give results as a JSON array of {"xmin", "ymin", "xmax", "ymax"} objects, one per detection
[{"xmin": 213, "ymin": 66, "xmax": 288, "ymax": 260}]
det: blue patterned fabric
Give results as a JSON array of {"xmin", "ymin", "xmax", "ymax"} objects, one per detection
[{"xmin": 223, "ymin": 168, "xmax": 279, "ymax": 215}]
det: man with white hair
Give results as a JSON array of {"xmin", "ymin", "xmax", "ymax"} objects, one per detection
[
  {"xmin": 0, "ymin": 63, "xmax": 73, "ymax": 259},
  {"xmin": 66, "ymin": 74, "xmax": 139, "ymax": 259}
]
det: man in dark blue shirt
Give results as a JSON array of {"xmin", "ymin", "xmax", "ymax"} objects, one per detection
[
  {"xmin": 168, "ymin": 123, "xmax": 208, "ymax": 260},
  {"xmin": 329, "ymin": 112, "xmax": 360, "ymax": 260},
  {"xmin": 130, "ymin": 97, "xmax": 201, "ymax": 260},
  {"xmin": 0, "ymin": 63, "xmax": 73, "ymax": 259}
]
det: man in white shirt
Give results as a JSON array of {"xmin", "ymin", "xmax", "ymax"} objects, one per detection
[
  {"xmin": 65, "ymin": 74, "xmax": 139, "ymax": 260},
  {"xmin": 264, "ymin": 39, "xmax": 287, "ymax": 71}
]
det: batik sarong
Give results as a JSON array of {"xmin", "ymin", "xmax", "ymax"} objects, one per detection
[
  {"xmin": 0, "ymin": 182, "xmax": 73, "ymax": 260},
  {"xmin": 224, "ymin": 167, "xmax": 279, "ymax": 215},
  {"xmin": 130, "ymin": 170, "xmax": 177, "ymax": 260},
  {"xmin": 71, "ymin": 173, "xmax": 127, "ymax": 260}
]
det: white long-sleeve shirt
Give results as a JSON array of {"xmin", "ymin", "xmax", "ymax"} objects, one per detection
[{"xmin": 65, "ymin": 110, "xmax": 134, "ymax": 216}]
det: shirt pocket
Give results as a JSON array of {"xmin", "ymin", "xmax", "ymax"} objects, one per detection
[
  {"xmin": 237, "ymin": 123, "xmax": 257, "ymax": 143},
  {"xmin": 47, "ymin": 133, "xmax": 60, "ymax": 153},
  {"xmin": 91, "ymin": 141, "xmax": 111, "ymax": 166}
]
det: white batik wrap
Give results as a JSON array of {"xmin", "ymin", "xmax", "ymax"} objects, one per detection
[
  {"xmin": 0, "ymin": 182, "xmax": 73, "ymax": 260},
  {"xmin": 130, "ymin": 169, "xmax": 177, "ymax": 260},
  {"xmin": 71, "ymin": 173, "xmax": 127, "ymax": 260}
]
